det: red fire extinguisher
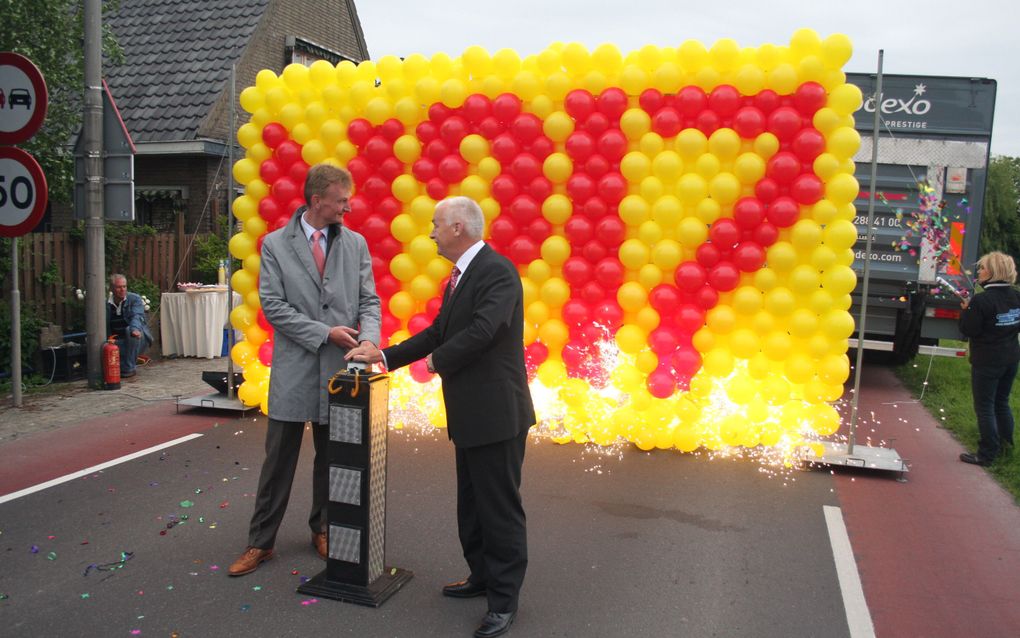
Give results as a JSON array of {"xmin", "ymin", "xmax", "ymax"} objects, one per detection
[{"xmin": 102, "ymin": 336, "xmax": 121, "ymax": 390}]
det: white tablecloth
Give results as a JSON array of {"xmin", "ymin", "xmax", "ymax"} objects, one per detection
[{"xmin": 160, "ymin": 290, "xmax": 240, "ymax": 359}]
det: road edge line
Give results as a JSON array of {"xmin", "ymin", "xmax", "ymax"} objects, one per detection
[
  {"xmin": 824, "ymin": 504, "xmax": 876, "ymax": 638},
  {"xmin": 0, "ymin": 433, "xmax": 204, "ymax": 505}
]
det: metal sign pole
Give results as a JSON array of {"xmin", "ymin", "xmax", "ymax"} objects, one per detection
[
  {"xmin": 848, "ymin": 50, "xmax": 884, "ymax": 453},
  {"xmin": 227, "ymin": 63, "xmax": 236, "ymax": 400},
  {"xmin": 11, "ymin": 238, "xmax": 22, "ymax": 407}
]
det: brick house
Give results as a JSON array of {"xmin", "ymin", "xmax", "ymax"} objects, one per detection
[{"xmin": 52, "ymin": 0, "xmax": 369, "ymax": 232}]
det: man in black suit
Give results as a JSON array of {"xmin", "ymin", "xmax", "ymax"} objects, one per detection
[{"xmin": 346, "ymin": 196, "xmax": 535, "ymax": 638}]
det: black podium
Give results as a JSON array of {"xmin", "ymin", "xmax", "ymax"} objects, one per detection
[{"xmin": 296, "ymin": 369, "xmax": 412, "ymax": 606}]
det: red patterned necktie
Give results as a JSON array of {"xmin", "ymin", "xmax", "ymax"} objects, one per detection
[
  {"xmin": 449, "ymin": 266, "xmax": 461, "ymax": 291},
  {"xmin": 311, "ymin": 230, "xmax": 325, "ymax": 278}
]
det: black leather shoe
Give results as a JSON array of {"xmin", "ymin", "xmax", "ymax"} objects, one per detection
[
  {"xmin": 442, "ymin": 578, "xmax": 487, "ymax": 598},
  {"xmin": 474, "ymin": 611, "xmax": 516, "ymax": 638},
  {"xmin": 960, "ymin": 452, "xmax": 992, "ymax": 466}
]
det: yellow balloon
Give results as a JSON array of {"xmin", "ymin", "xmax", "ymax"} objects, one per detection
[
  {"xmin": 620, "ymin": 108, "xmax": 652, "ymax": 141},
  {"xmin": 652, "ymin": 195, "xmax": 682, "ymax": 227},
  {"xmin": 409, "ymin": 235, "xmax": 438, "ymax": 265},
  {"xmin": 766, "ymin": 241, "xmax": 798, "ymax": 272},
  {"xmin": 733, "ymin": 152, "xmax": 767, "ymax": 185},
  {"xmin": 821, "ymin": 266, "xmax": 858, "ymax": 296},
  {"xmin": 732, "ymin": 286, "xmax": 763, "ymax": 315},
  {"xmin": 229, "ymin": 232, "xmax": 256, "ymax": 260},
  {"xmin": 708, "ymin": 173, "xmax": 741, "ymax": 205},
  {"xmin": 809, "ymin": 403, "xmax": 841, "ymax": 436},
  {"xmin": 621, "ymin": 152, "xmax": 652, "ymax": 182},
  {"xmin": 233, "ymin": 158, "xmax": 259, "ymax": 185},
  {"xmin": 767, "ymin": 63, "xmax": 798, "ymax": 94},
  {"xmin": 674, "ymin": 128, "xmax": 708, "ymax": 158},
  {"xmin": 540, "ymin": 278, "xmax": 571, "ymax": 308},
  {"xmin": 708, "ymin": 128, "xmax": 741, "ymax": 160},
  {"xmin": 790, "ymin": 219, "xmax": 823, "ymax": 252},
  {"xmin": 619, "ymin": 239, "xmax": 651, "ymax": 270},
  {"xmin": 784, "ymin": 352, "xmax": 815, "ymax": 384},
  {"xmin": 391, "ymin": 174, "xmax": 420, "ymax": 203},
  {"xmin": 753, "ymin": 132, "xmax": 780, "ymax": 159},
  {"xmin": 676, "ymin": 173, "xmax": 709, "ymax": 205},
  {"xmin": 763, "ymin": 286, "xmax": 796, "ymax": 316},
  {"xmin": 707, "ymin": 305, "xmax": 736, "ymax": 334},
  {"xmin": 829, "ymin": 83, "xmax": 863, "ymax": 116},
  {"xmin": 525, "ymin": 300, "xmax": 550, "ymax": 325},
  {"xmin": 651, "ymin": 239, "xmax": 683, "ymax": 271},
  {"xmin": 619, "ymin": 195, "xmax": 652, "ymax": 226},
  {"xmin": 538, "ymin": 319, "xmax": 569, "ymax": 351},
  {"xmin": 822, "ymin": 309, "xmax": 856, "ymax": 340},
  {"xmin": 542, "ymin": 194, "xmax": 573, "ymax": 225},
  {"xmin": 821, "ymin": 34, "xmax": 853, "ymax": 68},
  {"xmin": 827, "ymin": 127, "xmax": 861, "ymax": 160},
  {"xmin": 635, "ymin": 307, "xmax": 661, "ymax": 335},
  {"xmin": 543, "ymin": 153, "xmax": 573, "ymax": 184},
  {"xmin": 231, "ymin": 340, "xmax": 257, "ymax": 367},
  {"xmin": 393, "ymin": 135, "xmax": 422, "ymax": 164},
  {"xmin": 543, "ymin": 111, "xmax": 575, "ymax": 142},
  {"xmin": 762, "ymin": 331, "xmax": 793, "ymax": 361},
  {"xmin": 459, "ymin": 134, "xmax": 490, "ymax": 164},
  {"xmin": 789, "ymin": 264, "xmax": 822, "ymax": 295},
  {"xmin": 703, "ymin": 348, "xmax": 735, "ymax": 377},
  {"xmin": 540, "ymin": 236, "xmax": 570, "ymax": 266},
  {"xmin": 617, "ymin": 282, "xmax": 648, "ymax": 313},
  {"xmin": 461, "ymin": 175, "xmax": 489, "ymax": 201},
  {"xmin": 615, "ymin": 324, "xmax": 647, "ymax": 355},
  {"xmin": 822, "ymin": 219, "xmax": 858, "ymax": 250},
  {"xmin": 677, "ymin": 216, "xmax": 709, "ymax": 249},
  {"xmin": 232, "ymin": 195, "xmax": 258, "ymax": 222},
  {"xmin": 730, "ymin": 328, "xmax": 760, "ymax": 360},
  {"xmin": 230, "ymin": 304, "xmax": 256, "ymax": 331},
  {"xmin": 389, "ymin": 291, "xmax": 415, "ymax": 319}
]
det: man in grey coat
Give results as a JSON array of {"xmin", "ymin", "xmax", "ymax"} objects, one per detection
[{"xmin": 229, "ymin": 164, "xmax": 380, "ymax": 576}]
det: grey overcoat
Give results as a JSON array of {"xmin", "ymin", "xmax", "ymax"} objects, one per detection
[{"xmin": 260, "ymin": 208, "xmax": 380, "ymax": 424}]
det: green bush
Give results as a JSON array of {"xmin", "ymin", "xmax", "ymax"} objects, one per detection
[
  {"xmin": 192, "ymin": 216, "xmax": 239, "ymax": 284},
  {"xmin": 0, "ymin": 299, "xmax": 47, "ymax": 377}
]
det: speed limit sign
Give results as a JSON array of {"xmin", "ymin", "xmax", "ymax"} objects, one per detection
[{"xmin": 0, "ymin": 146, "xmax": 47, "ymax": 238}]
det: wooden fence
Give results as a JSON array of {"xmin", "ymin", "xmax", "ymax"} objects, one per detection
[{"xmin": 14, "ymin": 232, "xmax": 207, "ymax": 329}]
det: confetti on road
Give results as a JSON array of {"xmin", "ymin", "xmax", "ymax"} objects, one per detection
[{"xmin": 179, "ymin": 500, "xmax": 194, "ymax": 508}]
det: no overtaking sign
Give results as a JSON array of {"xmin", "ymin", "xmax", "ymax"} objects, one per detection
[{"xmin": 0, "ymin": 52, "xmax": 48, "ymax": 238}]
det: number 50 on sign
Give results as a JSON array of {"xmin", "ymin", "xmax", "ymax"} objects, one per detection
[{"xmin": 0, "ymin": 146, "xmax": 47, "ymax": 238}]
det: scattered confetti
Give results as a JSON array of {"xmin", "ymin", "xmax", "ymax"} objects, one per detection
[
  {"xmin": 179, "ymin": 500, "xmax": 194, "ymax": 508},
  {"xmin": 252, "ymin": 586, "xmax": 262, "ymax": 591},
  {"xmin": 219, "ymin": 501, "xmax": 230, "ymax": 509},
  {"xmin": 47, "ymin": 535, "xmax": 56, "ymax": 540},
  {"xmin": 240, "ymin": 604, "xmax": 252, "ymax": 612},
  {"xmin": 130, "ymin": 630, "xmax": 141, "ymax": 636},
  {"xmin": 30, "ymin": 545, "xmax": 39, "ymax": 554},
  {"xmin": 300, "ymin": 598, "xmax": 319, "ymax": 606},
  {"xmin": 1, "ymin": 593, "xmax": 10, "ymax": 600},
  {"xmin": 84, "ymin": 551, "xmax": 134, "ymax": 577},
  {"xmin": 80, "ymin": 593, "xmax": 90, "ymax": 599},
  {"xmin": 47, "ymin": 552, "xmax": 57, "ymax": 561}
]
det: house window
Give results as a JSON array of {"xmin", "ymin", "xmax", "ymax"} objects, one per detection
[
  {"xmin": 285, "ymin": 36, "xmax": 355, "ymax": 67},
  {"xmin": 136, "ymin": 188, "xmax": 187, "ymax": 231}
]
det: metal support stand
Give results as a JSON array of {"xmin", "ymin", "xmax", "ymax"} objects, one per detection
[
  {"xmin": 297, "ymin": 368, "xmax": 412, "ymax": 607},
  {"xmin": 175, "ymin": 371, "xmax": 253, "ymax": 412},
  {"xmin": 805, "ymin": 50, "xmax": 907, "ymax": 477}
]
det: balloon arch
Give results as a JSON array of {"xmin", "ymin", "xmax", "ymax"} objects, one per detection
[{"xmin": 228, "ymin": 29, "xmax": 862, "ymax": 455}]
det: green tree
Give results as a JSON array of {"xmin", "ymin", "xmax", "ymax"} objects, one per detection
[
  {"xmin": 0, "ymin": 0, "xmax": 122, "ymax": 204},
  {"xmin": 980, "ymin": 155, "xmax": 1020, "ymax": 261}
]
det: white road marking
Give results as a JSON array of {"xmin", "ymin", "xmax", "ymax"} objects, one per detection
[
  {"xmin": 824, "ymin": 505, "xmax": 877, "ymax": 638},
  {"xmin": 0, "ymin": 433, "xmax": 203, "ymax": 505}
]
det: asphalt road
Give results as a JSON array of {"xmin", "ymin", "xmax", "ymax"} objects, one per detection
[{"xmin": 0, "ymin": 416, "xmax": 848, "ymax": 638}]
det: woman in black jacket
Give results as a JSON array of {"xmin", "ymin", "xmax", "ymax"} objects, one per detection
[{"xmin": 958, "ymin": 251, "xmax": 1020, "ymax": 465}]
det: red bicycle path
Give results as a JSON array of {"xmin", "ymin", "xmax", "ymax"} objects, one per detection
[{"xmin": 2, "ymin": 366, "xmax": 1019, "ymax": 637}]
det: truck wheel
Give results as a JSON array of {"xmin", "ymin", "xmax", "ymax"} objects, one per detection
[{"xmin": 892, "ymin": 290, "xmax": 927, "ymax": 364}]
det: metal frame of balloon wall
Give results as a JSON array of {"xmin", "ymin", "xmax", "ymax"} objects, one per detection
[{"xmin": 228, "ymin": 28, "xmax": 863, "ymax": 456}]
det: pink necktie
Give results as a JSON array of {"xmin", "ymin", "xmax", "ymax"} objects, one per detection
[
  {"xmin": 311, "ymin": 230, "xmax": 325, "ymax": 277},
  {"xmin": 449, "ymin": 266, "xmax": 461, "ymax": 291}
]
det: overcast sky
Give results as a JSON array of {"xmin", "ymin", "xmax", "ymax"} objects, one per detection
[{"xmin": 357, "ymin": 0, "xmax": 1016, "ymax": 157}]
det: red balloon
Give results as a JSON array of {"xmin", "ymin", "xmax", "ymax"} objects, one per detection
[
  {"xmin": 580, "ymin": 281, "xmax": 607, "ymax": 304},
  {"xmin": 526, "ymin": 217, "xmax": 552, "ymax": 243},
  {"xmin": 584, "ymin": 155, "xmax": 611, "ymax": 179},
  {"xmin": 376, "ymin": 196, "xmax": 402, "ymax": 220},
  {"xmin": 488, "ymin": 217, "xmax": 518, "ymax": 245},
  {"xmin": 639, "ymin": 88, "xmax": 665, "ymax": 114},
  {"xmin": 377, "ymin": 157, "xmax": 404, "ymax": 182},
  {"xmin": 649, "ymin": 326, "xmax": 679, "ymax": 355},
  {"xmin": 566, "ymin": 173, "xmax": 597, "ymax": 203},
  {"xmin": 408, "ymin": 312, "xmax": 431, "ymax": 335},
  {"xmin": 766, "ymin": 196, "xmax": 800, "ymax": 228},
  {"xmin": 424, "ymin": 139, "xmax": 450, "ymax": 162},
  {"xmin": 376, "ymin": 236, "xmax": 403, "ymax": 260},
  {"xmin": 677, "ymin": 86, "xmax": 708, "ymax": 118},
  {"xmin": 652, "ymin": 107, "xmax": 682, "ymax": 137},
  {"xmin": 347, "ymin": 119, "xmax": 374, "ymax": 146},
  {"xmin": 428, "ymin": 102, "xmax": 454, "ymax": 123},
  {"xmin": 345, "ymin": 157, "xmax": 372, "ymax": 187},
  {"xmin": 767, "ymin": 106, "xmax": 803, "ymax": 142},
  {"xmin": 509, "ymin": 153, "xmax": 542, "ymax": 183},
  {"xmin": 565, "ymin": 131, "xmax": 597, "ymax": 162},
  {"xmin": 425, "ymin": 297, "xmax": 443, "ymax": 319},
  {"xmin": 709, "ymin": 218, "xmax": 741, "ymax": 248},
  {"xmin": 359, "ymin": 215, "xmax": 390, "ymax": 242},
  {"xmin": 439, "ymin": 115, "xmax": 470, "ymax": 147},
  {"xmin": 508, "ymin": 195, "xmax": 540, "ymax": 225},
  {"xmin": 425, "ymin": 178, "xmax": 449, "ymax": 200},
  {"xmin": 490, "ymin": 174, "xmax": 520, "ymax": 205},
  {"xmin": 258, "ymin": 197, "xmax": 282, "ymax": 222},
  {"xmin": 732, "ymin": 106, "xmax": 767, "ymax": 138},
  {"xmin": 791, "ymin": 128, "xmax": 826, "ymax": 162},
  {"xmin": 491, "ymin": 133, "xmax": 521, "ymax": 163},
  {"xmin": 271, "ymin": 177, "xmax": 299, "ymax": 204},
  {"xmin": 561, "ymin": 340, "xmax": 589, "ymax": 370},
  {"xmin": 438, "ymin": 155, "xmax": 468, "ymax": 183},
  {"xmin": 593, "ymin": 258, "xmax": 624, "ymax": 289},
  {"xmin": 511, "ymin": 113, "xmax": 543, "ymax": 144},
  {"xmin": 752, "ymin": 221, "xmax": 779, "ymax": 247},
  {"xmin": 695, "ymin": 243, "xmax": 722, "ymax": 268},
  {"xmin": 733, "ymin": 241, "xmax": 766, "ymax": 272},
  {"xmin": 525, "ymin": 177, "xmax": 552, "ymax": 202},
  {"xmin": 275, "ymin": 140, "xmax": 302, "ymax": 166},
  {"xmin": 733, "ymin": 197, "xmax": 765, "ymax": 229},
  {"xmin": 709, "ymin": 85, "xmax": 741, "ymax": 118},
  {"xmin": 595, "ymin": 215, "xmax": 626, "ymax": 247},
  {"xmin": 462, "ymin": 94, "xmax": 492, "ymax": 123},
  {"xmin": 649, "ymin": 284, "xmax": 681, "ymax": 314},
  {"xmin": 348, "ymin": 194, "xmax": 370, "ymax": 225},
  {"xmin": 287, "ymin": 160, "xmax": 309, "ymax": 184},
  {"xmin": 270, "ymin": 216, "xmax": 289, "ymax": 232},
  {"xmin": 595, "ymin": 300, "xmax": 624, "ymax": 331},
  {"xmin": 674, "ymin": 262, "xmax": 708, "ymax": 292},
  {"xmin": 564, "ymin": 216, "xmax": 593, "ymax": 246},
  {"xmin": 477, "ymin": 116, "xmax": 505, "ymax": 139},
  {"xmin": 492, "ymin": 93, "xmax": 523, "ymax": 123},
  {"xmin": 766, "ymin": 151, "xmax": 802, "ymax": 184},
  {"xmin": 565, "ymin": 89, "xmax": 598, "ymax": 121},
  {"xmin": 647, "ymin": 369, "xmax": 676, "ymax": 399},
  {"xmin": 582, "ymin": 113, "xmax": 611, "ymax": 136},
  {"xmin": 707, "ymin": 261, "xmax": 740, "ymax": 291},
  {"xmin": 671, "ymin": 345, "xmax": 702, "ymax": 376},
  {"xmin": 262, "ymin": 122, "xmax": 288, "ymax": 148},
  {"xmin": 581, "ymin": 239, "xmax": 609, "ymax": 263},
  {"xmin": 376, "ymin": 274, "xmax": 401, "ymax": 300},
  {"xmin": 790, "ymin": 174, "xmax": 824, "ymax": 205},
  {"xmin": 362, "ymin": 175, "xmax": 390, "ymax": 202},
  {"xmin": 598, "ymin": 87, "xmax": 629, "ymax": 120},
  {"xmin": 753, "ymin": 89, "xmax": 781, "ymax": 114},
  {"xmin": 582, "ymin": 197, "xmax": 609, "ymax": 219},
  {"xmin": 597, "ymin": 129, "xmax": 628, "ymax": 161},
  {"xmin": 259, "ymin": 158, "xmax": 283, "ymax": 184},
  {"xmin": 379, "ymin": 118, "xmax": 404, "ymax": 141},
  {"xmin": 364, "ymin": 135, "xmax": 394, "ymax": 164},
  {"xmin": 527, "ymin": 135, "xmax": 555, "ymax": 160},
  {"xmin": 256, "ymin": 309, "xmax": 272, "ymax": 332},
  {"xmin": 412, "ymin": 157, "xmax": 438, "ymax": 182},
  {"xmin": 676, "ymin": 304, "xmax": 706, "ymax": 334},
  {"xmin": 695, "ymin": 109, "xmax": 721, "ymax": 136},
  {"xmin": 562, "ymin": 257, "xmax": 593, "ymax": 287},
  {"xmin": 694, "ymin": 284, "xmax": 719, "ymax": 309},
  {"xmin": 793, "ymin": 82, "xmax": 827, "ymax": 116},
  {"xmin": 597, "ymin": 172, "xmax": 627, "ymax": 205},
  {"xmin": 508, "ymin": 236, "xmax": 540, "ymax": 263},
  {"xmin": 258, "ymin": 341, "xmax": 274, "ymax": 366},
  {"xmin": 380, "ymin": 312, "xmax": 400, "ymax": 339},
  {"xmin": 562, "ymin": 299, "xmax": 591, "ymax": 326},
  {"xmin": 755, "ymin": 177, "xmax": 780, "ymax": 203},
  {"xmin": 525, "ymin": 341, "xmax": 549, "ymax": 374},
  {"xmin": 416, "ymin": 120, "xmax": 439, "ymax": 143},
  {"xmin": 409, "ymin": 360, "xmax": 434, "ymax": 383}
]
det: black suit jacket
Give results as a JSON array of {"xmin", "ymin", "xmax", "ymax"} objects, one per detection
[{"xmin": 384, "ymin": 244, "xmax": 536, "ymax": 448}]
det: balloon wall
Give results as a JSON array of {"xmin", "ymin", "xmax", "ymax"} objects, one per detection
[{"xmin": 229, "ymin": 28, "xmax": 862, "ymax": 455}]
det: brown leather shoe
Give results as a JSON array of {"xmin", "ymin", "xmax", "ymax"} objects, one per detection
[
  {"xmin": 228, "ymin": 547, "xmax": 274, "ymax": 577},
  {"xmin": 312, "ymin": 532, "xmax": 328, "ymax": 560}
]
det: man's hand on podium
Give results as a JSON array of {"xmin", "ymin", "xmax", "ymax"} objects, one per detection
[{"xmin": 345, "ymin": 341, "xmax": 383, "ymax": 365}]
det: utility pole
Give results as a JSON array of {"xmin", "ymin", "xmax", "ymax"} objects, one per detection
[{"xmin": 83, "ymin": 0, "xmax": 106, "ymax": 388}]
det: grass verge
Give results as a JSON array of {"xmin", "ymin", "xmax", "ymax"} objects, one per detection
[{"xmin": 893, "ymin": 350, "xmax": 1020, "ymax": 502}]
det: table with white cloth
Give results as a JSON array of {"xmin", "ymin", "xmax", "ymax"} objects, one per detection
[{"xmin": 160, "ymin": 290, "xmax": 241, "ymax": 358}]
